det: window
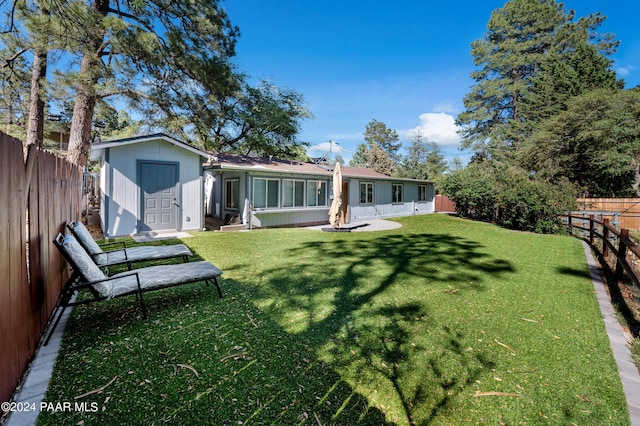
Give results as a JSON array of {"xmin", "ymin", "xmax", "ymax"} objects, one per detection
[
  {"xmin": 225, "ymin": 179, "xmax": 239, "ymax": 209},
  {"xmin": 253, "ymin": 178, "xmax": 279, "ymax": 209},
  {"xmin": 392, "ymin": 183, "xmax": 404, "ymax": 203},
  {"xmin": 418, "ymin": 185, "xmax": 427, "ymax": 202},
  {"xmin": 307, "ymin": 180, "xmax": 327, "ymax": 207},
  {"xmin": 360, "ymin": 182, "xmax": 374, "ymax": 204},
  {"xmin": 283, "ymin": 179, "xmax": 305, "ymax": 207}
]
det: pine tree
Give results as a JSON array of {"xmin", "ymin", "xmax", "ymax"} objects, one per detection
[
  {"xmin": 457, "ymin": 0, "xmax": 618, "ymax": 159},
  {"xmin": 521, "ymin": 88, "xmax": 640, "ymax": 196},
  {"xmin": 349, "ymin": 119, "xmax": 401, "ymax": 174},
  {"xmin": 398, "ymin": 132, "xmax": 446, "ymax": 181},
  {"xmin": 363, "ymin": 119, "xmax": 401, "ymax": 163}
]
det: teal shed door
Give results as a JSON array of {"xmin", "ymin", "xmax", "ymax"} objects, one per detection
[{"xmin": 140, "ymin": 161, "xmax": 178, "ymax": 231}]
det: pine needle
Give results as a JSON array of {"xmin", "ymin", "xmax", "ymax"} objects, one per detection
[
  {"xmin": 247, "ymin": 313, "xmax": 258, "ymax": 328},
  {"xmin": 74, "ymin": 376, "xmax": 118, "ymax": 400},
  {"xmin": 473, "ymin": 391, "xmax": 521, "ymax": 398},
  {"xmin": 176, "ymin": 363, "xmax": 199, "ymax": 378},
  {"xmin": 494, "ymin": 339, "xmax": 516, "ymax": 354},
  {"xmin": 220, "ymin": 352, "xmax": 248, "ymax": 362}
]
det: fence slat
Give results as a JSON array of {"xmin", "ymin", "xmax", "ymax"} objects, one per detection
[{"xmin": 578, "ymin": 198, "xmax": 640, "ymax": 230}]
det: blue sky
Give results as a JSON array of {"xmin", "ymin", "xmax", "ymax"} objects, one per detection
[{"xmin": 223, "ymin": 1, "xmax": 640, "ymax": 165}]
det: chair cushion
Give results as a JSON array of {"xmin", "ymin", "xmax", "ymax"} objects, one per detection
[
  {"xmin": 70, "ymin": 221, "xmax": 107, "ymax": 264},
  {"xmin": 97, "ymin": 261, "xmax": 223, "ymax": 299},
  {"xmin": 105, "ymin": 244, "xmax": 193, "ymax": 265},
  {"xmin": 60, "ymin": 235, "xmax": 109, "ymax": 294}
]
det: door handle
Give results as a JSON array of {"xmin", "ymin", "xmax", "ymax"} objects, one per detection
[{"xmin": 172, "ymin": 198, "xmax": 181, "ymax": 208}]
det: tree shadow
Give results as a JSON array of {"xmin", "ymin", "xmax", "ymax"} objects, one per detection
[
  {"xmin": 556, "ymin": 266, "xmax": 593, "ymax": 279},
  {"xmin": 235, "ymin": 232, "xmax": 514, "ymax": 425},
  {"xmin": 45, "ymin": 279, "xmax": 393, "ymax": 425}
]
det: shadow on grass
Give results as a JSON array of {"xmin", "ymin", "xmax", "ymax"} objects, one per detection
[
  {"xmin": 42, "ymin": 231, "xmax": 515, "ymax": 425},
  {"xmin": 226, "ymin": 232, "xmax": 514, "ymax": 425},
  {"xmin": 556, "ymin": 266, "xmax": 593, "ymax": 280},
  {"xmin": 40, "ymin": 280, "xmax": 391, "ymax": 425}
]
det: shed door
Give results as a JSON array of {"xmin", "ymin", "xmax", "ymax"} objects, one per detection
[{"xmin": 140, "ymin": 162, "xmax": 179, "ymax": 232}]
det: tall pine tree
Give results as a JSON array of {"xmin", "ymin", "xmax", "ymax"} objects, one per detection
[{"xmin": 456, "ymin": 0, "xmax": 617, "ymax": 159}]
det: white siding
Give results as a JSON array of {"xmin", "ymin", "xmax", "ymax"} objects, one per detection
[
  {"xmin": 205, "ymin": 170, "xmax": 436, "ymax": 229},
  {"xmin": 348, "ymin": 179, "xmax": 434, "ymax": 222},
  {"xmin": 252, "ymin": 208, "xmax": 330, "ymax": 227}
]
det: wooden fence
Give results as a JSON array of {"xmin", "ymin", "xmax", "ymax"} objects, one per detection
[
  {"xmin": 563, "ymin": 214, "xmax": 639, "ymax": 303},
  {"xmin": 435, "ymin": 194, "xmax": 456, "ymax": 213},
  {"xmin": 576, "ymin": 198, "xmax": 640, "ymax": 230},
  {"xmin": 0, "ymin": 132, "xmax": 82, "ymax": 404}
]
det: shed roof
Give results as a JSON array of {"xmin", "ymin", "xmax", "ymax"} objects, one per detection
[
  {"xmin": 205, "ymin": 153, "xmax": 433, "ymax": 183},
  {"xmin": 90, "ymin": 133, "xmax": 212, "ymax": 161}
]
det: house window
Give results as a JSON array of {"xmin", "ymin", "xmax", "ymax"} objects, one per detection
[
  {"xmin": 283, "ymin": 179, "xmax": 305, "ymax": 207},
  {"xmin": 360, "ymin": 182, "xmax": 374, "ymax": 204},
  {"xmin": 253, "ymin": 178, "xmax": 279, "ymax": 209},
  {"xmin": 392, "ymin": 183, "xmax": 404, "ymax": 203},
  {"xmin": 418, "ymin": 185, "xmax": 427, "ymax": 201},
  {"xmin": 225, "ymin": 179, "xmax": 239, "ymax": 210},
  {"xmin": 307, "ymin": 180, "xmax": 327, "ymax": 207}
]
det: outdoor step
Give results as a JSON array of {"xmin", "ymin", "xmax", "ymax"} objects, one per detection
[{"xmin": 219, "ymin": 224, "xmax": 248, "ymax": 232}]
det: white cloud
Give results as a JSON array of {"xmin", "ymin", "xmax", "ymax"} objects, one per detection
[
  {"xmin": 617, "ymin": 65, "xmax": 636, "ymax": 77},
  {"xmin": 406, "ymin": 112, "xmax": 461, "ymax": 147},
  {"xmin": 308, "ymin": 141, "xmax": 350, "ymax": 153}
]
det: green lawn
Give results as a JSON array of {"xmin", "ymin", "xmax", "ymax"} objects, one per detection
[{"xmin": 39, "ymin": 214, "xmax": 629, "ymax": 425}]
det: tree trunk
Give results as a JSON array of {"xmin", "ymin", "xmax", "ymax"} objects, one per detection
[
  {"xmin": 66, "ymin": 53, "xmax": 98, "ymax": 166},
  {"xmin": 25, "ymin": 0, "xmax": 50, "ymax": 151},
  {"xmin": 66, "ymin": 0, "xmax": 110, "ymax": 167},
  {"xmin": 25, "ymin": 48, "xmax": 47, "ymax": 149},
  {"xmin": 632, "ymin": 160, "xmax": 640, "ymax": 197}
]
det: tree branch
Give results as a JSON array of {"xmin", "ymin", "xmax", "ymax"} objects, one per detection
[
  {"xmin": 0, "ymin": 0, "xmax": 18, "ymax": 33},
  {"xmin": 106, "ymin": 7, "xmax": 168, "ymax": 48},
  {"xmin": 3, "ymin": 48, "xmax": 27, "ymax": 69}
]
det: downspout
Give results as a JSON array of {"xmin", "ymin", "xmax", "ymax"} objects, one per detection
[
  {"xmin": 246, "ymin": 171, "xmax": 252, "ymax": 230},
  {"xmin": 103, "ymin": 148, "xmax": 110, "ymax": 238},
  {"xmin": 200, "ymin": 159, "xmax": 206, "ymax": 231}
]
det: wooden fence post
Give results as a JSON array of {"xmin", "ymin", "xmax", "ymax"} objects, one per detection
[
  {"xmin": 614, "ymin": 228, "xmax": 629, "ymax": 282},
  {"xmin": 603, "ymin": 218, "xmax": 609, "ymax": 257},
  {"xmin": 589, "ymin": 214, "xmax": 595, "ymax": 245}
]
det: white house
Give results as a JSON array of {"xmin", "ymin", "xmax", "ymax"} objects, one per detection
[
  {"xmin": 204, "ymin": 153, "xmax": 435, "ymax": 228},
  {"xmin": 90, "ymin": 134, "xmax": 210, "ymax": 238}
]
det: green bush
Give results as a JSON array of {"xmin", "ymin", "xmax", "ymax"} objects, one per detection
[{"xmin": 442, "ymin": 162, "xmax": 577, "ymax": 233}]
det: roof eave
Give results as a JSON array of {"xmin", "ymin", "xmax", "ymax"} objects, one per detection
[{"xmin": 206, "ymin": 164, "xmax": 433, "ymax": 183}]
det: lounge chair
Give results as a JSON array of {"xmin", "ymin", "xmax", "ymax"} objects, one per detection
[
  {"xmin": 67, "ymin": 220, "xmax": 193, "ymax": 269},
  {"xmin": 45, "ymin": 232, "xmax": 223, "ymax": 345}
]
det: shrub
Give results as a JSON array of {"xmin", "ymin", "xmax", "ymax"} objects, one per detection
[{"xmin": 442, "ymin": 162, "xmax": 577, "ymax": 233}]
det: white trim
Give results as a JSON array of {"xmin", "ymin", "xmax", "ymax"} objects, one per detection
[{"xmin": 90, "ymin": 134, "xmax": 210, "ymax": 161}]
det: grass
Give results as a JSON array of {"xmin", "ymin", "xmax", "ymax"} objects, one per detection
[{"xmin": 38, "ymin": 214, "xmax": 629, "ymax": 425}]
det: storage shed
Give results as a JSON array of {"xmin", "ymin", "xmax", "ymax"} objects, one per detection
[{"xmin": 91, "ymin": 133, "xmax": 210, "ymax": 238}]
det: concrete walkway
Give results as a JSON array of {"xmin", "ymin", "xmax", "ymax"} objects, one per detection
[
  {"xmin": 582, "ymin": 241, "xmax": 640, "ymax": 425},
  {"xmin": 4, "ymin": 238, "xmax": 640, "ymax": 425},
  {"xmin": 304, "ymin": 218, "xmax": 403, "ymax": 232},
  {"xmin": 4, "ymin": 301, "xmax": 74, "ymax": 426}
]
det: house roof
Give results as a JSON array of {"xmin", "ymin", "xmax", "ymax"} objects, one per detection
[
  {"xmin": 89, "ymin": 133, "xmax": 212, "ymax": 161},
  {"xmin": 204, "ymin": 153, "xmax": 433, "ymax": 183}
]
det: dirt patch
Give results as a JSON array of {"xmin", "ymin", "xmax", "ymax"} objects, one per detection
[{"xmin": 82, "ymin": 216, "xmax": 104, "ymax": 240}]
